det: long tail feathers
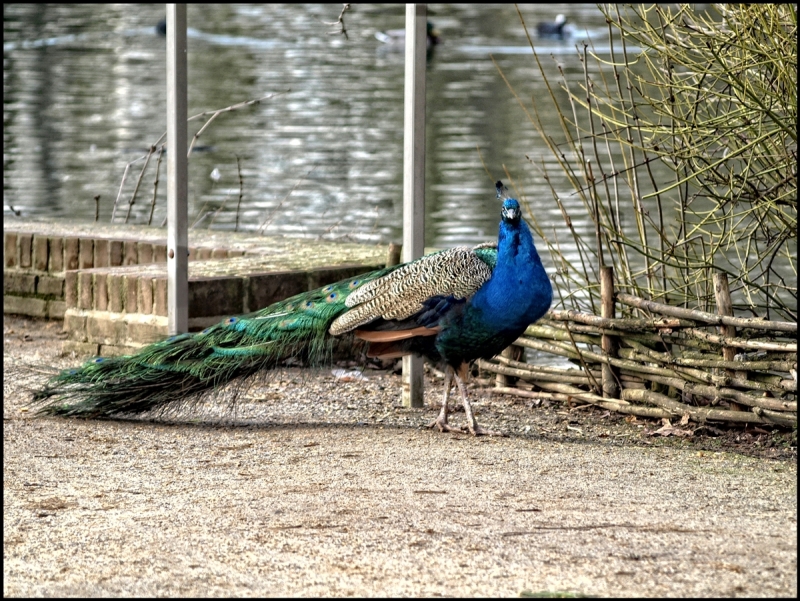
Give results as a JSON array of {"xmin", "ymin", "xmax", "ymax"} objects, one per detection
[{"xmin": 31, "ymin": 266, "xmax": 397, "ymax": 419}]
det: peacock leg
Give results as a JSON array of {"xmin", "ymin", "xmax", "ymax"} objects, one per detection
[
  {"xmin": 453, "ymin": 368, "xmax": 506, "ymax": 437},
  {"xmin": 428, "ymin": 364, "xmax": 467, "ymax": 433}
]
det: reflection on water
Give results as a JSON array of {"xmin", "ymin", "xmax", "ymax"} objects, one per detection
[{"xmin": 3, "ymin": 3, "xmax": 613, "ymax": 260}]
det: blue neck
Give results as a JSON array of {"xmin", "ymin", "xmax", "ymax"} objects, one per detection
[{"xmin": 470, "ymin": 216, "xmax": 552, "ymax": 331}]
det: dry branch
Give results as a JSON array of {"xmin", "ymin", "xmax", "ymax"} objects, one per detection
[
  {"xmin": 545, "ymin": 309, "xmax": 693, "ymax": 331},
  {"xmin": 491, "ymin": 386, "xmax": 672, "ymax": 419},
  {"xmin": 616, "ymin": 348, "xmax": 793, "ymax": 395},
  {"xmin": 620, "ymin": 371, "xmax": 796, "ymax": 414},
  {"xmin": 678, "ymin": 329, "xmax": 796, "ymax": 353},
  {"xmin": 617, "ymin": 293, "xmax": 797, "ymax": 334},
  {"xmin": 479, "ymin": 357, "xmax": 593, "ymax": 385},
  {"xmin": 621, "ymin": 389, "xmax": 794, "ymax": 427}
]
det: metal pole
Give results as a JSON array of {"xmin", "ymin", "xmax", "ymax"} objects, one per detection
[
  {"xmin": 166, "ymin": 4, "xmax": 188, "ymax": 335},
  {"xmin": 402, "ymin": 3, "xmax": 427, "ymax": 408}
]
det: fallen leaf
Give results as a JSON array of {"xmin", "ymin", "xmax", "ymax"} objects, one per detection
[{"xmin": 651, "ymin": 422, "xmax": 693, "ymax": 438}]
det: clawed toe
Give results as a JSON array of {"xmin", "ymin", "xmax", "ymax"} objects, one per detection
[
  {"xmin": 428, "ymin": 418, "xmax": 467, "ymax": 434},
  {"xmin": 428, "ymin": 418, "xmax": 504, "ymax": 436}
]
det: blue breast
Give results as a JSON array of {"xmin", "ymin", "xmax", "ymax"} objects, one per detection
[{"xmin": 434, "ymin": 215, "xmax": 552, "ymax": 364}]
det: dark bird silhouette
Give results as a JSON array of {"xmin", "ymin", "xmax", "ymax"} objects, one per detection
[
  {"xmin": 32, "ymin": 182, "xmax": 552, "ymax": 436},
  {"xmin": 156, "ymin": 18, "xmax": 167, "ymax": 36},
  {"xmin": 536, "ymin": 14, "xmax": 569, "ymax": 39}
]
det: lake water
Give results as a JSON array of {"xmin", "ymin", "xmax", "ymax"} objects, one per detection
[{"xmin": 4, "ymin": 3, "xmax": 614, "ymax": 255}]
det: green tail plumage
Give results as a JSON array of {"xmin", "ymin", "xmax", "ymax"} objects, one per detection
[{"xmin": 32, "ymin": 264, "xmax": 400, "ymax": 418}]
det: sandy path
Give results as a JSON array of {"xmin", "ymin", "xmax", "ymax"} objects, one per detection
[{"xmin": 4, "ymin": 315, "xmax": 796, "ymax": 597}]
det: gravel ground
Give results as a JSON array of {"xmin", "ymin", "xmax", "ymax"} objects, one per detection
[{"xmin": 3, "ymin": 315, "xmax": 797, "ymax": 597}]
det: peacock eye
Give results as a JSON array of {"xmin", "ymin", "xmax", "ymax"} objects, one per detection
[
  {"xmin": 323, "ymin": 285, "xmax": 333, "ymax": 292},
  {"xmin": 227, "ymin": 317, "xmax": 238, "ymax": 324},
  {"xmin": 94, "ymin": 358, "xmax": 105, "ymax": 363},
  {"xmin": 202, "ymin": 328, "xmax": 212, "ymax": 334},
  {"xmin": 305, "ymin": 301, "xmax": 314, "ymax": 308},
  {"xmin": 350, "ymin": 279, "xmax": 360, "ymax": 288},
  {"xmin": 327, "ymin": 293, "xmax": 337, "ymax": 301}
]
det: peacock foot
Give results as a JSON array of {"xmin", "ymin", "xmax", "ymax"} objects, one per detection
[{"xmin": 427, "ymin": 417, "xmax": 468, "ymax": 434}]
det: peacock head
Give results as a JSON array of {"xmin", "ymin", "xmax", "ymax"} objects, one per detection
[
  {"xmin": 496, "ymin": 181, "xmax": 521, "ymax": 223},
  {"xmin": 501, "ymin": 198, "xmax": 521, "ymax": 224}
]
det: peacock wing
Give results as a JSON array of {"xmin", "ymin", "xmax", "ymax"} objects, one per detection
[{"xmin": 328, "ymin": 246, "xmax": 493, "ymax": 336}]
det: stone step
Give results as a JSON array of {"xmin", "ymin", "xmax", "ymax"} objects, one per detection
[
  {"xmin": 4, "ymin": 217, "xmax": 392, "ymax": 275},
  {"xmin": 4, "ymin": 218, "xmax": 395, "ymax": 355},
  {"xmin": 3, "ymin": 219, "xmax": 396, "ymax": 319},
  {"xmin": 65, "ymin": 257, "xmax": 382, "ymax": 316}
]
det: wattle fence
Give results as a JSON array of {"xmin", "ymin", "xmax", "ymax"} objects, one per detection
[{"xmin": 479, "ymin": 267, "xmax": 797, "ymax": 428}]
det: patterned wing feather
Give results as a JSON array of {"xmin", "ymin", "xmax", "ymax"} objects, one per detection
[{"xmin": 328, "ymin": 247, "xmax": 493, "ymax": 336}]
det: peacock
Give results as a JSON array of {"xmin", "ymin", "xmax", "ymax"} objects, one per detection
[{"xmin": 32, "ymin": 182, "xmax": 553, "ymax": 436}]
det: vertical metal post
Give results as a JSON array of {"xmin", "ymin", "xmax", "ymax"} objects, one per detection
[
  {"xmin": 401, "ymin": 3, "xmax": 427, "ymax": 408},
  {"xmin": 166, "ymin": 4, "xmax": 188, "ymax": 335}
]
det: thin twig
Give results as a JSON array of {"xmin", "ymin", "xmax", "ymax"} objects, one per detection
[
  {"xmin": 187, "ymin": 91, "xmax": 289, "ymax": 157},
  {"xmin": 258, "ymin": 166, "xmax": 317, "ymax": 234},
  {"xmin": 235, "ymin": 155, "xmax": 243, "ymax": 233},
  {"xmin": 324, "ymin": 4, "xmax": 351, "ymax": 40},
  {"xmin": 125, "ymin": 145, "xmax": 157, "ymax": 224},
  {"xmin": 111, "ymin": 155, "xmax": 146, "ymax": 222},
  {"xmin": 148, "ymin": 144, "xmax": 165, "ymax": 226}
]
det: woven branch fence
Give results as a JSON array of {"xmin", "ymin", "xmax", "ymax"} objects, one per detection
[{"xmin": 479, "ymin": 268, "xmax": 797, "ymax": 428}]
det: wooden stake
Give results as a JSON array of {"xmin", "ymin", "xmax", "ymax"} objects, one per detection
[
  {"xmin": 386, "ymin": 243, "xmax": 402, "ymax": 267},
  {"xmin": 713, "ymin": 272, "xmax": 742, "ymax": 410},
  {"xmin": 495, "ymin": 345, "xmax": 523, "ymax": 388},
  {"xmin": 600, "ymin": 266, "xmax": 619, "ymax": 398}
]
